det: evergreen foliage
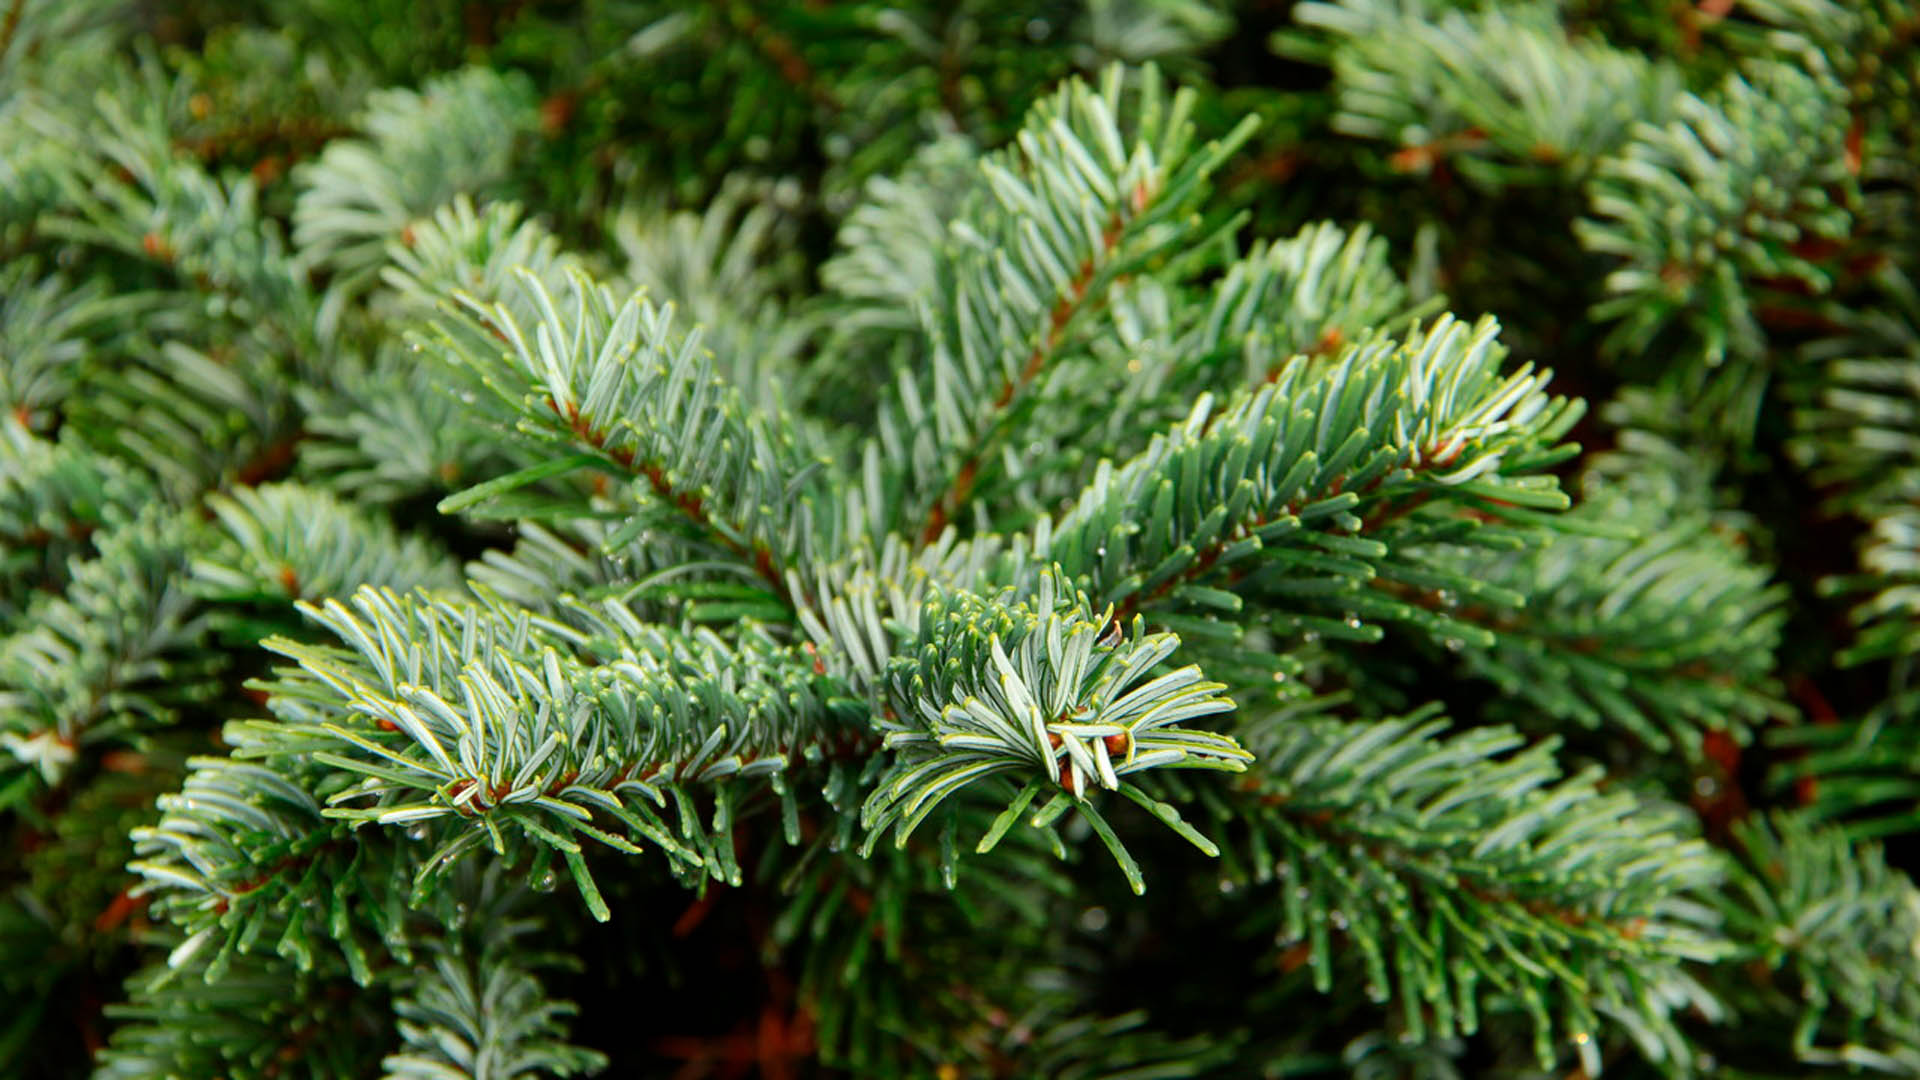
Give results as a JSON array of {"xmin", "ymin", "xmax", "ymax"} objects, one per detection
[{"xmin": 3, "ymin": 1, "xmax": 1920, "ymax": 1077}]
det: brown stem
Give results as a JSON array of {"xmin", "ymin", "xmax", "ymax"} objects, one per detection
[
  {"xmin": 234, "ymin": 431, "xmax": 305, "ymax": 487},
  {"xmin": 0, "ymin": 0, "xmax": 24, "ymax": 72},
  {"xmin": 729, "ymin": 1, "xmax": 840, "ymax": 114},
  {"xmin": 177, "ymin": 115, "xmax": 354, "ymax": 169}
]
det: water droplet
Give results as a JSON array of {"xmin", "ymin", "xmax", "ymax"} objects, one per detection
[
  {"xmin": 1301, "ymin": 630, "xmax": 1320, "ymax": 644},
  {"xmin": 1694, "ymin": 775, "xmax": 1720, "ymax": 798},
  {"xmin": 406, "ymin": 824, "xmax": 429, "ymax": 841},
  {"xmin": 1443, "ymin": 638, "xmax": 1464, "ymax": 652},
  {"xmin": 533, "ymin": 869, "xmax": 558, "ymax": 893},
  {"xmin": 1025, "ymin": 17, "xmax": 1051, "ymax": 40},
  {"xmin": 1344, "ymin": 615, "xmax": 1362, "ymax": 629},
  {"xmin": 1078, "ymin": 906, "xmax": 1109, "ymax": 932},
  {"xmin": 1329, "ymin": 910, "xmax": 1349, "ymax": 930},
  {"xmin": 1217, "ymin": 877, "xmax": 1237, "ymax": 894},
  {"xmin": 1270, "ymin": 670, "xmax": 1287, "ymax": 683},
  {"xmin": 1095, "ymin": 546, "xmax": 1107, "ymax": 558},
  {"xmin": 1572, "ymin": 1032, "xmax": 1591, "ymax": 1045}
]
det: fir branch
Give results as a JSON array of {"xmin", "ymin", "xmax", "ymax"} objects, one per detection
[
  {"xmin": 0, "ymin": 508, "xmax": 217, "ymax": 794},
  {"xmin": 1204, "ymin": 706, "xmax": 1726, "ymax": 1069},
  {"xmin": 380, "ymin": 197, "xmax": 582, "ymax": 328},
  {"xmin": 293, "ymin": 67, "xmax": 538, "ymax": 298},
  {"xmin": 1229, "ymin": 221, "xmax": 1422, "ymax": 381},
  {"xmin": 296, "ymin": 341, "xmax": 527, "ymax": 504},
  {"xmin": 0, "ymin": 87, "xmax": 83, "ymax": 236},
  {"xmin": 1790, "ymin": 266, "xmax": 1920, "ymax": 667},
  {"xmin": 0, "ymin": 417, "xmax": 153, "ymax": 606},
  {"xmin": 1578, "ymin": 57, "xmax": 1854, "ymax": 408},
  {"xmin": 1717, "ymin": 812, "xmax": 1920, "ymax": 1071},
  {"xmin": 1771, "ymin": 696, "xmax": 1920, "ymax": 840},
  {"xmin": 465, "ymin": 521, "xmax": 632, "ymax": 618},
  {"xmin": 815, "ymin": 133, "xmax": 977, "ymax": 371},
  {"xmin": 429, "ymin": 268, "xmax": 845, "ymax": 604},
  {"xmin": 194, "ymin": 483, "xmax": 460, "ymax": 603},
  {"xmin": 219, "ymin": 587, "xmax": 864, "ymax": 905},
  {"xmin": 43, "ymin": 80, "xmax": 316, "ymax": 351},
  {"xmin": 1396, "ymin": 484, "xmax": 1788, "ymax": 755},
  {"xmin": 878, "ymin": 64, "xmax": 1257, "ymax": 543},
  {"xmin": 7, "ymin": 15, "xmax": 1917, "ymax": 1076},
  {"xmin": 128, "ymin": 744, "xmax": 387, "ymax": 979},
  {"xmin": 610, "ymin": 179, "xmax": 810, "ymax": 410},
  {"xmin": 983, "ymin": 220, "xmax": 1433, "ymax": 530},
  {"xmin": 382, "ymin": 874, "xmax": 605, "ymax": 1080},
  {"xmin": 78, "ymin": 340, "xmax": 304, "ymax": 499},
  {"xmin": 1026, "ymin": 315, "xmax": 1581, "ymax": 637},
  {"xmin": 0, "ymin": 257, "xmax": 121, "ymax": 428},
  {"xmin": 855, "ymin": 571, "xmax": 1249, "ymax": 885},
  {"xmin": 1296, "ymin": 0, "xmax": 1681, "ymax": 183},
  {"xmin": 725, "ymin": 0, "xmax": 841, "ymax": 115},
  {"xmin": 299, "ymin": 199, "xmax": 576, "ymax": 503},
  {"xmin": 98, "ymin": 938, "xmax": 389, "ymax": 1080}
]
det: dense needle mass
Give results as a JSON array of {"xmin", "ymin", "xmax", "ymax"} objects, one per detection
[{"xmin": 1, "ymin": 2, "xmax": 1918, "ymax": 1078}]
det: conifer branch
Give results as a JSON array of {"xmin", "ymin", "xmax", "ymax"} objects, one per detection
[
  {"xmin": 381, "ymin": 873, "xmax": 605, "ymax": 1079},
  {"xmin": 97, "ymin": 937, "xmax": 388, "ymax": 1079},
  {"xmin": 855, "ymin": 572, "xmax": 1249, "ymax": 886},
  {"xmin": 1717, "ymin": 813, "xmax": 1920, "ymax": 1070},
  {"xmin": 194, "ymin": 484, "xmax": 460, "ymax": 603},
  {"xmin": 1578, "ymin": 59, "xmax": 1854, "ymax": 382},
  {"xmin": 1293, "ymin": 1, "xmax": 1681, "ymax": 182},
  {"xmin": 430, "ymin": 269, "xmax": 844, "ymax": 606},
  {"xmin": 1028, "ymin": 315, "xmax": 1581, "ymax": 637},
  {"xmin": 1791, "ymin": 267, "xmax": 1920, "ymax": 667},
  {"xmin": 1394, "ymin": 485, "xmax": 1788, "ymax": 755},
  {"xmin": 884, "ymin": 64, "xmax": 1256, "ymax": 543},
  {"xmin": 294, "ymin": 67, "xmax": 538, "ymax": 297},
  {"xmin": 1202, "ymin": 707, "xmax": 1726, "ymax": 1067},
  {"xmin": 916, "ymin": 203, "xmax": 1123, "ymax": 544},
  {"xmin": 0, "ymin": 509, "xmax": 215, "ymax": 796},
  {"xmin": 130, "ymin": 586, "xmax": 864, "ymax": 924}
]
